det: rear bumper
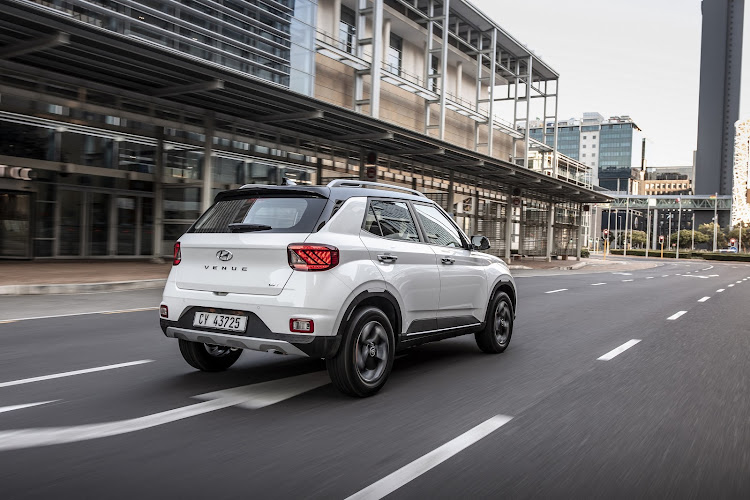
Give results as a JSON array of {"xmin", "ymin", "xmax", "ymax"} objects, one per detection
[{"xmin": 161, "ymin": 321, "xmax": 341, "ymax": 358}]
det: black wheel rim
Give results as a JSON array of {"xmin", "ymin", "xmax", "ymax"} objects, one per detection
[
  {"xmin": 355, "ymin": 321, "xmax": 389, "ymax": 384},
  {"xmin": 494, "ymin": 300, "xmax": 512, "ymax": 346},
  {"xmin": 203, "ymin": 344, "xmax": 233, "ymax": 357}
]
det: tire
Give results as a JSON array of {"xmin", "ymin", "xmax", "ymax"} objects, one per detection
[
  {"xmin": 475, "ymin": 291, "xmax": 513, "ymax": 354},
  {"xmin": 178, "ymin": 339, "xmax": 242, "ymax": 372},
  {"xmin": 326, "ymin": 306, "xmax": 395, "ymax": 397}
]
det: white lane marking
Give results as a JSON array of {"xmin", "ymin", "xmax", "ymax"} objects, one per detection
[
  {"xmin": 717, "ymin": 289, "xmax": 725, "ymax": 293},
  {"xmin": 680, "ymin": 275, "xmax": 709, "ymax": 279},
  {"xmin": 346, "ymin": 415, "xmax": 513, "ymax": 500},
  {"xmin": 662, "ymin": 275, "xmax": 669, "ymax": 277},
  {"xmin": 0, "ymin": 401, "xmax": 58, "ymax": 414},
  {"xmin": 591, "ymin": 283, "xmax": 607, "ymax": 286},
  {"xmin": 646, "ymin": 276, "xmax": 655, "ymax": 279},
  {"xmin": 736, "ymin": 281, "xmax": 742, "ymax": 284},
  {"xmin": 698, "ymin": 296, "xmax": 710, "ymax": 303},
  {"xmin": 621, "ymin": 279, "xmax": 634, "ymax": 282},
  {"xmin": 708, "ymin": 274, "xmax": 719, "ymax": 277},
  {"xmin": 667, "ymin": 311, "xmax": 687, "ymax": 320},
  {"xmin": 729, "ymin": 284, "xmax": 735, "ymax": 287},
  {"xmin": 545, "ymin": 289, "xmax": 568, "ymax": 294},
  {"xmin": 193, "ymin": 371, "xmax": 330, "ymax": 409},
  {"xmin": 612, "ymin": 272, "xmax": 632, "ymax": 276},
  {"xmin": 0, "ymin": 372, "xmax": 329, "ymax": 452},
  {"xmin": 597, "ymin": 339, "xmax": 641, "ymax": 361},
  {"xmin": 0, "ymin": 360, "xmax": 153, "ymax": 389},
  {"xmin": 1, "ymin": 307, "xmax": 159, "ymax": 323}
]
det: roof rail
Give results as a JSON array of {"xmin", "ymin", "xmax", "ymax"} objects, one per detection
[{"xmin": 326, "ymin": 179, "xmax": 427, "ymax": 198}]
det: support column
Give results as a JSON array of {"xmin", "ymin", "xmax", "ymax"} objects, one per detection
[
  {"xmin": 331, "ymin": 0, "xmax": 342, "ymax": 41},
  {"xmin": 153, "ymin": 137, "xmax": 164, "ymax": 259},
  {"xmin": 456, "ymin": 61, "xmax": 463, "ymax": 98},
  {"xmin": 370, "ymin": 0, "xmax": 384, "ymax": 119},
  {"xmin": 487, "ymin": 28, "xmax": 497, "ymax": 156},
  {"xmin": 446, "ymin": 170, "xmax": 455, "ymax": 215},
  {"xmin": 518, "ymin": 200, "xmax": 525, "ymax": 257},
  {"xmin": 201, "ymin": 113, "xmax": 215, "ymax": 213},
  {"xmin": 546, "ymin": 203, "xmax": 554, "ymax": 262},
  {"xmin": 523, "ymin": 56, "xmax": 533, "ymax": 169},
  {"xmin": 504, "ymin": 198, "xmax": 513, "ymax": 263},
  {"xmin": 576, "ymin": 207, "xmax": 583, "ymax": 261},
  {"xmin": 382, "ymin": 17, "xmax": 391, "ymax": 61},
  {"xmin": 652, "ymin": 209, "xmax": 659, "ymax": 250},
  {"xmin": 552, "ymin": 79, "xmax": 559, "ymax": 178},
  {"xmin": 437, "ymin": 0, "xmax": 451, "ymax": 140}
]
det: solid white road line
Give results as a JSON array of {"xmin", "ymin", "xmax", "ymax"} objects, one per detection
[
  {"xmin": 698, "ymin": 296, "xmax": 710, "ymax": 303},
  {"xmin": 0, "ymin": 401, "xmax": 58, "ymax": 414},
  {"xmin": 0, "ymin": 360, "xmax": 153, "ymax": 389},
  {"xmin": 597, "ymin": 339, "xmax": 641, "ymax": 361},
  {"xmin": 346, "ymin": 415, "xmax": 513, "ymax": 500},
  {"xmin": 1, "ymin": 307, "xmax": 159, "ymax": 323},
  {"xmin": 0, "ymin": 372, "xmax": 330, "ymax": 452},
  {"xmin": 667, "ymin": 311, "xmax": 688, "ymax": 320},
  {"xmin": 717, "ymin": 289, "xmax": 725, "ymax": 293},
  {"xmin": 622, "ymin": 279, "xmax": 633, "ymax": 282},
  {"xmin": 591, "ymin": 283, "xmax": 607, "ymax": 286},
  {"xmin": 545, "ymin": 289, "xmax": 567, "ymax": 294}
]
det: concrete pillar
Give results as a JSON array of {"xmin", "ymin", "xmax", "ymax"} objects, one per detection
[
  {"xmin": 369, "ymin": 0, "xmax": 384, "ymax": 119},
  {"xmin": 446, "ymin": 170, "xmax": 455, "ymax": 215},
  {"xmin": 518, "ymin": 200, "xmax": 525, "ymax": 257},
  {"xmin": 456, "ymin": 61, "xmax": 463, "ymax": 98},
  {"xmin": 201, "ymin": 113, "xmax": 215, "ymax": 213},
  {"xmin": 576, "ymin": 205, "xmax": 583, "ymax": 261},
  {"xmin": 546, "ymin": 203, "xmax": 555, "ymax": 262},
  {"xmin": 504, "ymin": 199, "xmax": 513, "ymax": 263},
  {"xmin": 152, "ymin": 137, "xmax": 164, "ymax": 260},
  {"xmin": 382, "ymin": 18, "xmax": 391, "ymax": 61},
  {"xmin": 331, "ymin": 0, "xmax": 341, "ymax": 40},
  {"xmin": 652, "ymin": 209, "xmax": 659, "ymax": 250}
]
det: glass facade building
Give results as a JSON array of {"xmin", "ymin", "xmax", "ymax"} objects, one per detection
[{"xmin": 29, "ymin": 0, "xmax": 317, "ymax": 95}]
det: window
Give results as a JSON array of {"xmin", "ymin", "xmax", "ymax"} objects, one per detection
[
  {"xmin": 582, "ymin": 153, "xmax": 587, "ymax": 158},
  {"xmin": 386, "ymin": 33, "xmax": 403, "ymax": 75},
  {"xmin": 190, "ymin": 197, "xmax": 327, "ymax": 233},
  {"xmin": 365, "ymin": 200, "xmax": 420, "ymax": 242},
  {"xmin": 413, "ymin": 203, "xmax": 463, "ymax": 248},
  {"xmin": 592, "ymin": 153, "xmax": 596, "ymax": 157},
  {"xmin": 582, "ymin": 145, "xmax": 586, "ymax": 148},
  {"xmin": 582, "ymin": 135, "xmax": 587, "ymax": 140},
  {"xmin": 592, "ymin": 135, "xmax": 597, "ymax": 139},
  {"xmin": 339, "ymin": 6, "xmax": 356, "ymax": 54}
]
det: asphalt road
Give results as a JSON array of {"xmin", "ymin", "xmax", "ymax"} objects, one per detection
[{"xmin": 1, "ymin": 258, "xmax": 749, "ymax": 498}]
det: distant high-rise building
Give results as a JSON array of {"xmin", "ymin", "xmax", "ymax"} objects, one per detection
[
  {"xmin": 529, "ymin": 113, "xmax": 644, "ymax": 192},
  {"xmin": 695, "ymin": 0, "xmax": 744, "ymax": 196},
  {"xmin": 732, "ymin": 119, "xmax": 750, "ymax": 225}
]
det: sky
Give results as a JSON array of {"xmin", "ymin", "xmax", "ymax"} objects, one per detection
[{"xmin": 472, "ymin": 0, "xmax": 750, "ymax": 168}]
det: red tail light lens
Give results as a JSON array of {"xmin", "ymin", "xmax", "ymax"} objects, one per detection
[
  {"xmin": 288, "ymin": 244, "xmax": 339, "ymax": 271},
  {"xmin": 173, "ymin": 242, "xmax": 181, "ymax": 266}
]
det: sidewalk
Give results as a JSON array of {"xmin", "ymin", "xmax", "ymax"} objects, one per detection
[
  {"xmin": 0, "ymin": 260, "xmax": 172, "ymax": 295},
  {"xmin": 0, "ymin": 256, "xmax": 659, "ymax": 295}
]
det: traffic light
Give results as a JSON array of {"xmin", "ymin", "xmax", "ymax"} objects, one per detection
[
  {"xmin": 659, "ymin": 235, "xmax": 665, "ymax": 244},
  {"xmin": 365, "ymin": 151, "xmax": 378, "ymax": 165},
  {"xmin": 603, "ymin": 229, "xmax": 609, "ymax": 237}
]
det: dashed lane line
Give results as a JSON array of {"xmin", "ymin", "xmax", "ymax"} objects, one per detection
[
  {"xmin": 667, "ymin": 311, "xmax": 687, "ymax": 321},
  {"xmin": 729, "ymin": 284, "xmax": 735, "ymax": 287},
  {"xmin": 717, "ymin": 289, "xmax": 725, "ymax": 293},
  {"xmin": 346, "ymin": 415, "xmax": 513, "ymax": 500},
  {"xmin": 698, "ymin": 296, "xmax": 711, "ymax": 303},
  {"xmin": 545, "ymin": 289, "xmax": 568, "ymax": 294},
  {"xmin": 621, "ymin": 279, "xmax": 633, "ymax": 282},
  {"xmin": 597, "ymin": 339, "xmax": 641, "ymax": 361},
  {"xmin": 0, "ymin": 360, "xmax": 153, "ymax": 389},
  {"xmin": 646, "ymin": 277, "xmax": 655, "ymax": 279},
  {"xmin": 591, "ymin": 283, "xmax": 607, "ymax": 286},
  {"xmin": 0, "ymin": 307, "xmax": 159, "ymax": 323},
  {"xmin": 0, "ymin": 401, "xmax": 59, "ymax": 414},
  {"xmin": 662, "ymin": 275, "xmax": 669, "ymax": 277}
]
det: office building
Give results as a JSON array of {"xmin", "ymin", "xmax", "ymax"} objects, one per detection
[{"xmin": 0, "ymin": 0, "xmax": 605, "ymax": 260}]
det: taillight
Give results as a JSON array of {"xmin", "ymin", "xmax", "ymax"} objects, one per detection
[
  {"xmin": 160, "ymin": 305, "xmax": 169, "ymax": 318},
  {"xmin": 288, "ymin": 244, "xmax": 339, "ymax": 271},
  {"xmin": 173, "ymin": 242, "xmax": 181, "ymax": 266}
]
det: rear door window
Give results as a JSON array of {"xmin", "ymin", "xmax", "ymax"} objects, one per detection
[
  {"xmin": 189, "ymin": 197, "xmax": 327, "ymax": 233},
  {"xmin": 364, "ymin": 200, "xmax": 421, "ymax": 242}
]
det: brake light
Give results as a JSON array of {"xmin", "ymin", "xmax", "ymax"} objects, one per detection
[
  {"xmin": 173, "ymin": 242, "xmax": 181, "ymax": 266},
  {"xmin": 287, "ymin": 244, "xmax": 339, "ymax": 271}
]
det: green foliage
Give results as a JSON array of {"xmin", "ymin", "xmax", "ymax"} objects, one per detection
[
  {"xmin": 726, "ymin": 224, "xmax": 750, "ymax": 250},
  {"xmin": 700, "ymin": 252, "xmax": 750, "ymax": 262},
  {"xmin": 629, "ymin": 230, "xmax": 647, "ymax": 248},
  {"xmin": 609, "ymin": 249, "xmax": 695, "ymax": 259},
  {"xmin": 697, "ymin": 223, "xmax": 728, "ymax": 248},
  {"xmin": 670, "ymin": 229, "xmax": 708, "ymax": 247},
  {"xmin": 580, "ymin": 248, "xmax": 590, "ymax": 258}
]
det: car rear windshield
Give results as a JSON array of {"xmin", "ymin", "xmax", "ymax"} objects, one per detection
[{"xmin": 189, "ymin": 196, "xmax": 327, "ymax": 234}]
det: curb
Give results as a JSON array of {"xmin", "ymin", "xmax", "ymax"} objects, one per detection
[
  {"xmin": 0, "ymin": 279, "xmax": 166, "ymax": 296},
  {"xmin": 561, "ymin": 262, "xmax": 588, "ymax": 271}
]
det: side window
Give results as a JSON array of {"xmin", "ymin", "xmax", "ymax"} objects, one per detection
[
  {"xmin": 367, "ymin": 200, "xmax": 420, "ymax": 242},
  {"xmin": 413, "ymin": 203, "xmax": 463, "ymax": 248}
]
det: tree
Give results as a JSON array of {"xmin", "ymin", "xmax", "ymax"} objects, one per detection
[
  {"xmin": 697, "ymin": 223, "xmax": 728, "ymax": 249},
  {"xmin": 670, "ymin": 229, "xmax": 708, "ymax": 248},
  {"xmin": 727, "ymin": 224, "xmax": 750, "ymax": 251},
  {"xmin": 629, "ymin": 230, "xmax": 647, "ymax": 248}
]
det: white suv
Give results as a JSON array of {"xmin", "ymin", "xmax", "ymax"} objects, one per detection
[{"xmin": 159, "ymin": 180, "xmax": 516, "ymax": 397}]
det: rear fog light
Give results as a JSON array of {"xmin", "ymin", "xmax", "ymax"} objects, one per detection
[
  {"xmin": 160, "ymin": 305, "xmax": 168, "ymax": 318},
  {"xmin": 290, "ymin": 318, "xmax": 314, "ymax": 333}
]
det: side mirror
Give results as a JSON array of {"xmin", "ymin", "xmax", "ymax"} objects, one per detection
[{"xmin": 471, "ymin": 235, "xmax": 490, "ymax": 251}]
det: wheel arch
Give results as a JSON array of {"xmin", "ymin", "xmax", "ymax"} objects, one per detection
[
  {"xmin": 490, "ymin": 278, "xmax": 517, "ymax": 317},
  {"xmin": 336, "ymin": 289, "xmax": 402, "ymax": 341}
]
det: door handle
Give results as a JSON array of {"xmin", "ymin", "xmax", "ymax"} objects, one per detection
[
  {"xmin": 441, "ymin": 257, "xmax": 455, "ymax": 265},
  {"xmin": 378, "ymin": 254, "xmax": 398, "ymax": 263}
]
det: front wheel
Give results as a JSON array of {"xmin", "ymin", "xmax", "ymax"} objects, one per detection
[
  {"xmin": 326, "ymin": 306, "xmax": 395, "ymax": 397},
  {"xmin": 179, "ymin": 339, "xmax": 242, "ymax": 372},
  {"xmin": 475, "ymin": 291, "xmax": 513, "ymax": 353}
]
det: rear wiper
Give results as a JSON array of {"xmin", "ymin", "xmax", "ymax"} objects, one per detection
[{"xmin": 228, "ymin": 223, "xmax": 273, "ymax": 233}]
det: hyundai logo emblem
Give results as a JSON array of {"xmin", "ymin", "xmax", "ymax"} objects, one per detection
[{"xmin": 216, "ymin": 250, "xmax": 233, "ymax": 261}]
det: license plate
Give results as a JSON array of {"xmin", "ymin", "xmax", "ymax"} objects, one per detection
[{"xmin": 193, "ymin": 312, "xmax": 247, "ymax": 332}]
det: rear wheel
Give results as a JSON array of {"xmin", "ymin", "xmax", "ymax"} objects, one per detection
[
  {"xmin": 326, "ymin": 306, "xmax": 395, "ymax": 397},
  {"xmin": 475, "ymin": 291, "xmax": 513, "ymax": 353},
  {"xmin": 179, "ymin": 339, "xmax": 242, "ymax": 372}
]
